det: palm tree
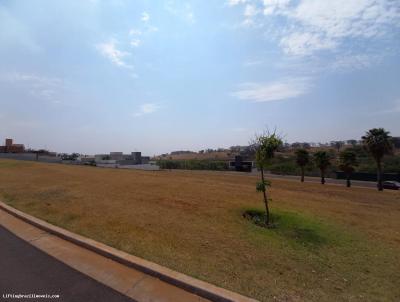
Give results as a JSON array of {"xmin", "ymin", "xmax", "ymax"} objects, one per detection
[
  {"xmin": 361, "ymin": 128, "xmax": 393, "ymax": 191},
  {"xmin": 253, "ymin": 131, "xmax": 283, "ymax": 226},
  {"xmin": 339, "ymin": 150, "xmax": 358, "ymax": 187},
  {"xmin": 313, "ymin": 151, "xmax": 331, "ymax": 184},
  {"xmin": 331, "ymin": 141, "xmax": 344, "ymax": 152},
  {"xmin": 295, "ymin": 149, "xmax": 310, "ymax": 182}
]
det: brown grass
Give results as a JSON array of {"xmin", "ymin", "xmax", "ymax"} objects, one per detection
[{"xmin": 1, "ymin": 159, "xmax": 399, "ymax": 302}]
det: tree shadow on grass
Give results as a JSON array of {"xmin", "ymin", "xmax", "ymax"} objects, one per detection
[{"xmin": 243, "ymin": 209, "xmax": 330, "ymax": 249}]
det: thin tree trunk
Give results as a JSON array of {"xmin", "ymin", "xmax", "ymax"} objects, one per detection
[
  {"xmin": 260, "ymin": 167, "xmax": 270, "ymax": 225},
  {"xmin": 377, "ymin": 160, "xmax": 383, "ymax": 191},
  {"xmin": 301, "ymin": 167, "xmax": 304, "ymax": 182},
  {"xmin": 346, "ymin": 173, "xmax": 351, "ymax": 187},
  {"xmin": 321, "ymin": 169, "xmax": 325, "ymax": 184}
]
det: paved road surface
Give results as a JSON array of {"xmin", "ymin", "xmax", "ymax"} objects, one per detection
[
  {"xmin": 0, "ymin": 226, "xmax": 135, "ymax": 302},
  {"xmin": 262, "ymin": 173, "xmax": 378, "ymax": 188}
]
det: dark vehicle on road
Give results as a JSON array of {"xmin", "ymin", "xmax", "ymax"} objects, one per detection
[{"xmin": 381, "ymin": 181, "xmax": 400, "ymax": 190}]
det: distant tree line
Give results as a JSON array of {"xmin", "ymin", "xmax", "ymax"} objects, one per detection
[
  {"xmin": 159, "ymin": 137, "xmax": 400, "ymax": 161},
  {"xmin": 287, "ymin": 128, "xmax": 394, "ymax": 190},
  {"xmin": 157, "ymin": 159, "xmax": 229, "ymax": 171},
  {"xmin": 252, "ymin": 128, "xmax": 395, "ymax": 227},
  {"xmin": 265, "ymin": 144, "xmax": 399, "ymax": 178}
]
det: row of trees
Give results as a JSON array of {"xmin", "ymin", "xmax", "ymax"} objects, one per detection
[
  {"xmin": 254, "ymin": 128, "xmax": 394, "ymax": 226},
  {"xmin": 295, "ymin": 149, "xmax": 357, "ymax": 186},
  {"xmin": 294, "ymin": 128, "xmax": 394, "ymax": 190}
]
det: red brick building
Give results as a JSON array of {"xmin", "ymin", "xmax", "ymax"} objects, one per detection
[{"xmin": 0, "ymin": 138, "xmax": 25, "ymax": 153}]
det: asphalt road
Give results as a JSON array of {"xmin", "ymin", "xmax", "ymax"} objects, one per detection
[
  {"xmin": 0, "ymin": 226, "xmax": 135, "ymax": 302},
  {"xmin": 193, "ymin": 169, "xmax": 378, "ymax": 189},
  {"xmin": 262, "ymin": 173, "xmax": 378, "ymax": 188}
]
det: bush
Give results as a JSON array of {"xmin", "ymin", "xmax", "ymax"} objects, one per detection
[{"xmin": 157, "ymin": 159, "xmax": 229, "ymax": 171}]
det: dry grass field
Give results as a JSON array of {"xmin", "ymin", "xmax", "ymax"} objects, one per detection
[{"xmin": 1, "ymin": 159, "xmax": 399, "ymax": 302}]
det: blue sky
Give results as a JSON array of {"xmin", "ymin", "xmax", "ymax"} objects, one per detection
[{"xmin": 0, "ymin": 0, "xmax": 399, "ymax": 155}]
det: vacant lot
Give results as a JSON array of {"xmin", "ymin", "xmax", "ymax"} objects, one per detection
[{"xmin": 1, "ymin": 159, "xmax": 399, "ymax": 301}]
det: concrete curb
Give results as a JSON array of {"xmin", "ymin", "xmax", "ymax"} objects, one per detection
[{"xmin": 0, "ymin": 201, "xmax": 258, "ymax": 302}]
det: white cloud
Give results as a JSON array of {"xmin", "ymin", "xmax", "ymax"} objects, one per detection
[
  {"xmin": 330, "ymin": 54, "xmax": 381, "ymax": 72},
  {"xmin": 240, "ymin": 18, "xmax": 256, "ymax": 27},
  {"xmin": 141, "ymin": 12, "xmax": 150, "ymax": 22},
  {"xmin": 129, "ymin": 29, "xmax": 142, "ymax": 36},
  {"xmin": 95, "ymin": 39, "xmax": 132, "ymax": 69},
  {"xmin": 244, "ymin": 4, "xmax": 259, "ymax": 17},
  {"xmin": 127, "ymin": 17, "xmax": 158, "ymax": 49},
  {"xmin": 280, "ymin": 32, "xmax": 337, "ymax": 56},
  {"xmin": 243, "ymin": 59, "xmax": 265, "ymax": 67},
  {"xmin": 165, "ymin": 1, "xmax": 195, "ymax": 24},
  {"xmin": 290, "ymin": 0, "xmax": 396, "ymax": 38},
  {"xmin": 186, "ymin": 11, "xmax": 195, "ymax": 23},
  {"xmin": 282, "ymin": 0, "xmax": 400, "ymax": 55},
  {"xmin": 230, "ymin": 0, "xmax": 400, "ymax": 56},
  {"xmin": 130, "ymin": 39, "xmax": 141, "ymax": 47},
  {"xmin": 241, "ymin": 3, "xmax": 260, "ymax": 25},
  {"xmin": 134, "ymin": 103, "xmax": 161, "ymax": 117},
  {"xmin": 146, "ymin": 25, "xmax": 159, "ymax": 32},
  {"xmin": 1, "ymin": 72, "xmax": 62, "ymax": 86},
  {"xmin": 263, "ymin": 0, "xmax": 291, "ymax": 15},
  {"xmin": 0, "ymin": 72, "xmax": 63, "ymax": 103},
  {"xmin": 232, "ymin": 77, "xmax": 311, "ymax": 102},
  {"xmin": 227, "ymin": 0, "xmax": 247, "ymax": 6}
]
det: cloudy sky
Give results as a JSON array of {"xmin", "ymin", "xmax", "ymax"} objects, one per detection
[{"xmin": 0, "ymin": 0, "xmax": 399, "ymax": 155}]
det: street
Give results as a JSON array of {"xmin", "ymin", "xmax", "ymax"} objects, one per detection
[{"xmin": 0, "ymin": 226, "xmax": 135, "ymax": 302}]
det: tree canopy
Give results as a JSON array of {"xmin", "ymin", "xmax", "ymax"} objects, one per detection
[{"xmin": 362, "ymin": 128, "xmax": 393, "ymax": 161}]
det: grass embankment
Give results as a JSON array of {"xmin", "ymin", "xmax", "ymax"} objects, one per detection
[{"xmin": 0, "ymin": 159, "xmax": 399, "ymax": 301}]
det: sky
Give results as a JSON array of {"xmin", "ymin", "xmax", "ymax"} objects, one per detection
[{"xmin": 0, "ymin": 0, "xmax": 399, "ymax": 155}]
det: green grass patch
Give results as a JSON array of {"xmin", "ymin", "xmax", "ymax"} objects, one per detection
[{"xmin": 243, "ymin": 208, "xmax": 347, "ymax": 250}]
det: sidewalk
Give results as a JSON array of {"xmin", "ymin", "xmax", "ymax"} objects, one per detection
[{"xmin": 0, "ymin": 203, "xmax": 258, "ymax": 302}]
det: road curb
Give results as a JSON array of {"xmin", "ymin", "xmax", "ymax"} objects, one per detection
[{"xmin": 0, "ymin": 201, "xmax": 258, "ymax": 302}]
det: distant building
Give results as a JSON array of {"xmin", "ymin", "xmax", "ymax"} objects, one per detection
[
  {"xmin": 228, "ymin": 155, "xmax": 253, "ymax": 172},
  {"xmin": 141, "ymin": 156, "xmax": 150, "ymax": 164},
  {"xmin": 0, "ymin": 138, "xmax": 25, "ymax": 153},
  {"xmin": 110, "ymin": 152, "xmax": 124, "ymax": 161},
  {"xmin": 94, "ymin": 151, "xmax": 148, "ymax": 165},
  {"xmin": 79, "ymin": 156, "xmax": 95, "ymax": 164}
]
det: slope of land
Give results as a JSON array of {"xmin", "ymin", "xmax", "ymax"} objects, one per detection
[{"xmin": 1, "ymin": 159, "xmax": 399, "ymax": 301}]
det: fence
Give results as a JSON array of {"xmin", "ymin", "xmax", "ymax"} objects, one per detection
[{"xmin": 0, "ymin": 153, "xmax": 62, "ymax": 163}]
